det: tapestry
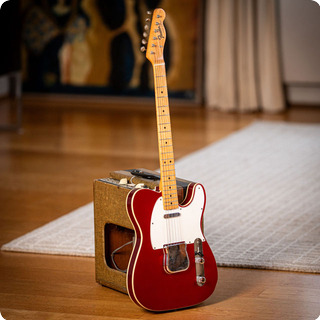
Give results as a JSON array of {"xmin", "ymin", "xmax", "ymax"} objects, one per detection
[{"xmin": 21, "ymin": 0, "xmax": 202, "ymax": 99}]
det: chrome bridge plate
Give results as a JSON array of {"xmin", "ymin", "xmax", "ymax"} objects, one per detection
[{"xmin": 163, "ymin": 242, "xmax": 189, "ymax": 273}]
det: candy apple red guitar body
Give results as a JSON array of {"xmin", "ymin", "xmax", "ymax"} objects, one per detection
[{"xmin": 126, "ymin": 183, "xmax": 218, "ymax": 311}]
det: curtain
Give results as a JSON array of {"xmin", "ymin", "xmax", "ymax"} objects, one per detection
[{"xmin": 205, "ymin": 0, "xmax": 285, "ymax": 112}]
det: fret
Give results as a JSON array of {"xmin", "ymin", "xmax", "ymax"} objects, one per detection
[
  {"xmin": 163, "ymin": 199, "xmax": 179, "ymax": 205},
  {"xmin": 160, "ymin": 188, "xmax": 177, "ymax": 191},
  {"xmin": 161, "ymin": 183, "xmax": 177, "ymax": 188},
  {"xmin": 158, "ymin": 130, "xmax": 171, "ymax": 134},
  {"xmin": 160, "ymin": 169, "xmax": 175, "ymax": 173},
  {"xmin": 161, "ymin": 183, "xmax": 177, "ymax": 187},
  {"xmin": 160, "ymin": 151, "xmax": 174, "ymax": 155},
  {"xmin": 161, "ymin": 174, "xmax": 174, "ymax": 180},
  {"xmin": 160, "ymin": 149, "xmax": 174, "ymax": 154}
]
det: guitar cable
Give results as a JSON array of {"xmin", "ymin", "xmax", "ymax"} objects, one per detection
[{"xmin": 110, "ymin": 238, "xmax": 134, "ymax": 273}]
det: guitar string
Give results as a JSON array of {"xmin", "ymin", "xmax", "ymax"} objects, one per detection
[{"xmin": 153, "ymin": 37, "xmax": 182, "ymax": 245}]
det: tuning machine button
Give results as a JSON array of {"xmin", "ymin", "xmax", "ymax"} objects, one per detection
[
  {"xmin": 140, "ymin": 46, "xmax": 146, "ymax": 52},
  {"xmin": 147, "ymin": 10, "xmax": 152, "ymax": 15},
  {"xmin": 141, "ymin": 39, "xmax": 147, "ymax": 45},
  {"xmin": 143, "ymin": 32, "xmax": 148, "ymax": 38},
  {"xmin": 144, "ymin": 25, "xmax": 149, "ymax": 31}
]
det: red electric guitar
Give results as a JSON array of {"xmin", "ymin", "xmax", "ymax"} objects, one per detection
[{"xmin": 126, "ymin": 8, "xmax": 218, "ymax": 311}]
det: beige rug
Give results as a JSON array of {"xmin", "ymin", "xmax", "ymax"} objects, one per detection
[{"xmin": 2, "ymin": 122, "xmax": 320, "ymax": 273}]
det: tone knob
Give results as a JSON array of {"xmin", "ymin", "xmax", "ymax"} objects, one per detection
[{"xmin": 197, "ymin": 276, "xmax": 206, "ymax": 284}]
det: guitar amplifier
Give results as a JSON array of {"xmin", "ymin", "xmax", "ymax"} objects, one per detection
[{"xmin": 93, "ymin": 168, "xmax": 193, "ymax": 293}]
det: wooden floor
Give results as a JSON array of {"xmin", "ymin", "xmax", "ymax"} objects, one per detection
[{"xmin": 0, "ymin": 98, "xmax": 320, "ymax": 319}]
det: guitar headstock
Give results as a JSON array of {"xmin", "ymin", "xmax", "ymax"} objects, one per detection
[{"xmin": 140, "ymin": 8, "xmax": 166, "ymax": 66}]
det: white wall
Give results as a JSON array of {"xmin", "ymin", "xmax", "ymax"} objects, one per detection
[{"xmin": 279, "ymin": 0, "xmax": 320, "ymax": 104}]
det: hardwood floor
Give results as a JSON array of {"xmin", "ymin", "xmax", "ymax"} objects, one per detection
[{"xmin": 0, "ymin": 98, "xmax": 320, "ymax": 319}]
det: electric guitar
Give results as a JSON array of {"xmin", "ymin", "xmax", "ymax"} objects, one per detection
[{"xmin": 126, "ymin": 8, "xmax": 218, "ymax": 311}]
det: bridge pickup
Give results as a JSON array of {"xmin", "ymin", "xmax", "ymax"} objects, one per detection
[
  {"xmin": 163, "ymin": 242, "xmax": 189, "ymax": 273},
  {"xmin": 164, "ymin": 212, "xmax": 180, "ymax": 219}
]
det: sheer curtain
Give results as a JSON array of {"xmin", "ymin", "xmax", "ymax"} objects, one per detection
[{"xmin": 205, "ymin": 0, "xmax": 285, "ymax": 112}]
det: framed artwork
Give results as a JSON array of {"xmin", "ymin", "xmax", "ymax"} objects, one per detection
[{"xmin": 21, "ymin": 0, "xmax": 204, "ymax": 102}]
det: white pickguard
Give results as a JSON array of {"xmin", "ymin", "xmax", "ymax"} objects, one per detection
[{"xmin": 150, "ymin": 184, "xmax": 206, "ymax": 249}]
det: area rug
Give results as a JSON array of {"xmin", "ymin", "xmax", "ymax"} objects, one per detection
[{"xmin": 2, "ymin": 121, "xmax": 320, "ymax": 273}]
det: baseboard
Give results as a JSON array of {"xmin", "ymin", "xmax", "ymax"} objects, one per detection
[{"xmin": 285, "ymin": 84, "xmax": 320, "ymax": 106}]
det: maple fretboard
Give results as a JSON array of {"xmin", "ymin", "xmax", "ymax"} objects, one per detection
[{"xmin": 153, "ymin": 61, "xmax": 178, "ymax": 211}]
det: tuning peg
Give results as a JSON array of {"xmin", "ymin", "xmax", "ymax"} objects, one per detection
[
  {"xmin": 145, "ymin": 18, "xmax": 150, "ymax": 22},
  {"xmin": 144, "ymin": 25, "xmax": 149, "ymax": 31},
  {"xmin": 147, "ymin": 10, "xmax": 152, "ymax": 15},
  {"xmin": 143, "ymin": 31, "xmax": 148, "ymax": 38},
  {"xmin": 140, "ymin": 46, "xmax": 146, "ymax": 52},
  {"xmin": 141, "ymin": 39, "xmax": 147, "ymax": 45}
]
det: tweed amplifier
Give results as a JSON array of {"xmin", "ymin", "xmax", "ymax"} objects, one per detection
[{"xmin": 93, "ymin": 168, "xmax": 193, "ymax": 293}]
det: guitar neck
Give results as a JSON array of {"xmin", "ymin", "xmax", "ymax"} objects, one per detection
[{"xmin": 153, "ymin": 61, "xmax": 179, "ymax": 211}]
